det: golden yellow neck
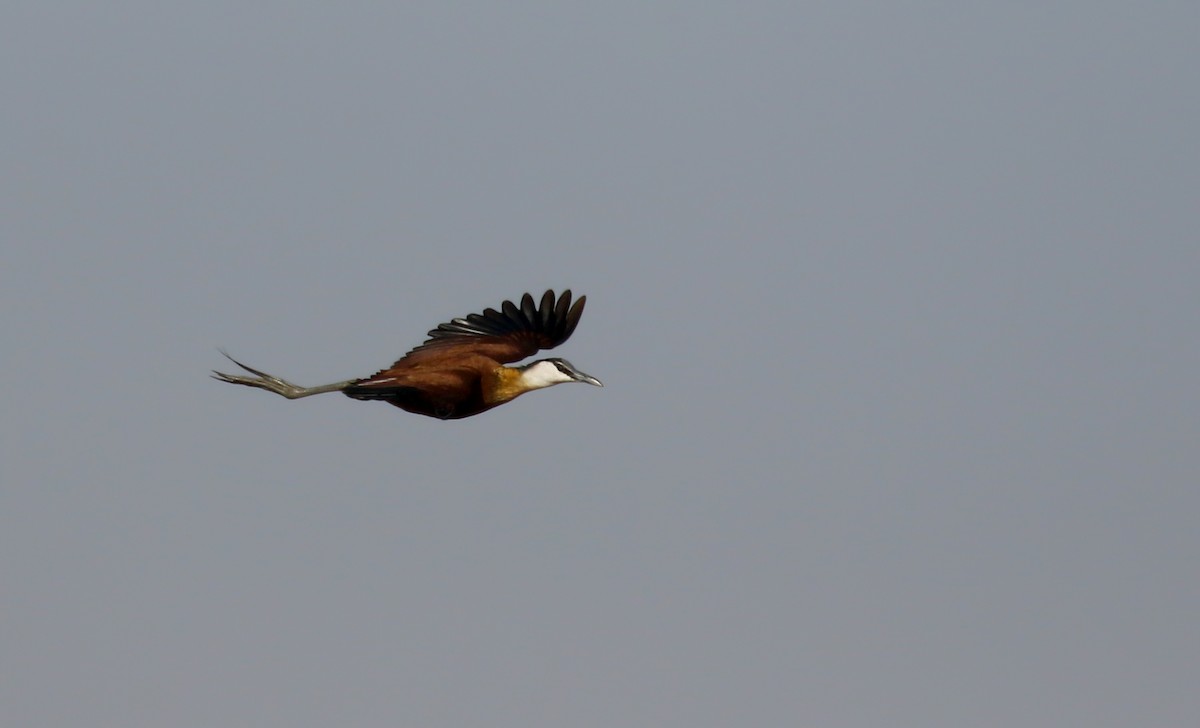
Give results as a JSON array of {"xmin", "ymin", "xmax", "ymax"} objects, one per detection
[{"xmin": 484, "ymin": 366, "xmax": 530, "ymax": 405}]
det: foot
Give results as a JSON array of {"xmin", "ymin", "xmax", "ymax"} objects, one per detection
[{"xmin": 211, "ymin": 350, "xmax": 314, "ymax": 399}]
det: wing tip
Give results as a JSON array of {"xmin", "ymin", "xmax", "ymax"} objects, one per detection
[{"xmin": 402, "ymin": 288, "xmax": 590, "ymax": 359}]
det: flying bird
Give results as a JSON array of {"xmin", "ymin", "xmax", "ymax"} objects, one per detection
[{"xmin": 213, "ymin": 289, "xmax": 602, "ymax": 419}]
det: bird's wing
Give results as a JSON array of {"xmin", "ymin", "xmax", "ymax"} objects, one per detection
[{"xmin": 391, "ymin": 289, "xmax": 587, "ymax": 367}]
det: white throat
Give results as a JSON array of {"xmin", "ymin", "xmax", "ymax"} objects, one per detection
[{"xmin": 519, "ymin": 360, "xmax": 575, "ymax": 389}]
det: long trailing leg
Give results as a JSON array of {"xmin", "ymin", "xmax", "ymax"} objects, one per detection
[{"xmin": 211, "ymin": 350, "xmax": 358, "ymax": 399}]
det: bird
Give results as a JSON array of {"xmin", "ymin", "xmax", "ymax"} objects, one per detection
[{"xmin": 212, "ymin": 289, "xmax": 602, "ymax": 419}]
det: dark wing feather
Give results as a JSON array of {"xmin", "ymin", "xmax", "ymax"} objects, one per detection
[{"xmin": 392, "ymin": 289, "xmax": 587, "ymax": 366}]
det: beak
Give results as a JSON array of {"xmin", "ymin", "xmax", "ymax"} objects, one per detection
[{"xmin": 575, "ymin": 371, "xmax": 604, "ymax": 387}]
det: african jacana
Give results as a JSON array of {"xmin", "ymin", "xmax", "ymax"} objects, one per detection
[{"xmin": 212, "ymin": 289, "xmax": 602, "ymax": 419}]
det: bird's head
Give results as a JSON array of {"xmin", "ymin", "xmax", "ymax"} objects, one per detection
[{"xmin": 518, "ymin": 358, "xmax": 604, "ymax": 390}]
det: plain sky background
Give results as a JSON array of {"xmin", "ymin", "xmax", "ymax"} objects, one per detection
[{"xmin": 2, "ymin": 3, "xmax": 1197, "ymax": 726}]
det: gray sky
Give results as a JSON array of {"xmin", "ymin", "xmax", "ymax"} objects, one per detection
[{"xmin": 3, "ymin": 3, "xmax": 1197, "ymax": 726}]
